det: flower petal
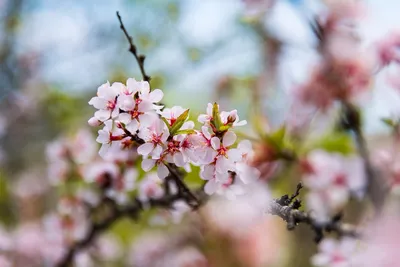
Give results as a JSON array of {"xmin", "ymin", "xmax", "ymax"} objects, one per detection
[
  {"xmin": 204, "ymin": 179, "xmax": 218, "ymax": 195},
  {"xmin": 157, "ymin": 163, "xmax": 169, "ymax": 179},
  {"xmin": 141, "ymin": 159, "xmax": 155, "ymax": 172},
  {"xmin": 149, "ymin": 89, "xmax": 164, "ymax": 103},
  {"xmin": 222, "ymin": 131, "xmax": 237, "ymax": 147},
  {"xmin": 211, "ymin": 137, "xmax": 221, "ymax": 150},
  {"xmin": 137, "ymin": 143, "xmax": 154, "ymax": 156}
]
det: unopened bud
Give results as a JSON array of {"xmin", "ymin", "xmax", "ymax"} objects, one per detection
[
  {"xmin": 226, "ymin": 110, "xmax": 238, "ymax": 124},
  {"xmin": 88, "ymin": 117, "xmax": 101, "ymax": 127}
]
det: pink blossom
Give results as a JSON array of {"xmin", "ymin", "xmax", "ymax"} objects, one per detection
[
  {"xmin": 302, "ymin": 150, "xmax": 366, "ymax": 222},
  {"xmin": 88, "ymin": 81, "xmax": 120, "ymax": 122},
  {"xmin": 138, "ymin": 119, "xmax": 169, "ymax": 159},
  {"xmin": 96, "ymin": 120, "xmax": 125, "ymax": 158}
]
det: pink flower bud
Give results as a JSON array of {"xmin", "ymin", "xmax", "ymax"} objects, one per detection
[{"xmin": 88, "ymin": 117, "xmax": 101, "ymax": 127}]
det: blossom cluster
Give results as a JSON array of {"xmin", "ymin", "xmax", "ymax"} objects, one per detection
[
  {"xmin": 88, "ymin": 79, "xmax": 260, "ymax": 199},
  {"xmin": 300, "ymin": 150, "xmax": 366, "ymax": 223}
]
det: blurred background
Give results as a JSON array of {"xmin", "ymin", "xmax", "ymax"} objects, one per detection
[{"xmin": 0, "ymin": 0, "xmax": 400, "ymax": 266}]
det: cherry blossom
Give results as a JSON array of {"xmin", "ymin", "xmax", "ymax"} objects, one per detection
[
  {"xmin": 88, "ymin": 81, "xmax": 120, "ymax": 122},
  {"xmin": 137, "ymin": 119, "xmax": 169, "ymax": 158},
  {"xmin": 96, "ymin": 120, "xmax": 125, "ymax": 158},
  {"xmin": 301, "ymin": 150, "xmax": 366, "ymax": 222}
]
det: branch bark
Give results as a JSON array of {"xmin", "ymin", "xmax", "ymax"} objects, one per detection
[
  {"xmin": 116, "ymin": 11, "xmax": 151, "ymax": 83},
  {"xmin": 267, "ymin": 184, "xmax": 361, "ymax": 243}
]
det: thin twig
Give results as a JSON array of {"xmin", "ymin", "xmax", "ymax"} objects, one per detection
[
  {"xmin": 166, "ymin": 164, "xmax": 200, "ymax": 209},
  {"xmin": 116, "ymin": 11, "xmax": 151, "ymax": 83},
  {"xmin": 267, "ymin": 183, "xmax": 361, "ymax": 242},
  {"xmin": 268, "ymin": 200, "xmax": 360, "ymax": 242}
]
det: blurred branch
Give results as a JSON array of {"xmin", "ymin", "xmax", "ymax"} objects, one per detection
[
  {"xmin": 116, "ymin": 11, "xmax": 151, "ymax": 83},
  {"xmin": 341, "ymin": 103, "xmax": 389, "ymax": 210},
  {"xmin": 267, "ymin": 183, "xmax": 361, "ymax": 243},
  {"xmin": 56, "ymin": 185, "xmax": 199, "ymax": 267}
]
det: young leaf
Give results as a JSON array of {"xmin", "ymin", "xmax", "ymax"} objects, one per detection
[
  {"xmin": 170, "ymin": 109, "xmax": 190, "ymax": 135},
  {"xmin": 175, "ymin": 129, "xmax": 196, "ymax": 135},
  {"xmin": 263, "ymin": 126, "xmax": 286, "ymax": 151},
  {"xmin": 161, "ymin": 117, "xmax": 171, "ymax": 131},
  {"xmin": 212, "ymin": 102, "xmax": 223, "ymax": 131}
]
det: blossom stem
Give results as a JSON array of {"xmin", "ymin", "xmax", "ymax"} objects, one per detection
[{"xmin": 116, "ymin": 11, "xmax": 151, "ymax": 83}]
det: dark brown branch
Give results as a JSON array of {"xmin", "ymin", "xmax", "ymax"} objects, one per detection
[
  {"xmin": 166, "ymin": 164, "xmax": 200, "ymax": 209},
  {"xmin": 267, "ymin": 183, "xmax": 360, "ymax": 243},
  {"xmin": 116, "ymin": 11, "xmax": 151, "ymax": 83},
  {"xmin": 268, "ymin": 200, "xmax": 360, "ymax": 242}
]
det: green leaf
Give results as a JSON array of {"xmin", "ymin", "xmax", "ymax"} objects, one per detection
[
  {"xmin": 161, "ymin": 117, "xmax": 171, "ymax": 131},
  {"xmin": 311, "ymin": 132, "xmax": 355, "ymax": 155},
  {"xmin": 381, "ymin": 117, "xmax": 396, "ymax": 127},
  {"xmin": 170, "ymin": 109, "xmax": 190, "ymax": 135},
  {"xmin": 212, "ymin": 102, "xmax": 223, "ymax": 130},
  {"xmin": 263, "ymin": 126, "xmax": 286, "ymax": 151},
  {"xmin": 175, "ymin": 129, "xmax": 196, "ymax": 135}
]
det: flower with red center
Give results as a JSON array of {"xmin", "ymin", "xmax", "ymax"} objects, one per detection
[
  {"xmin": 138, "ymin": 119, "xmax": 169, "ymax": 159},
  {"xmin": 88, "ymin": 81, "xmax": 120, "ymax": 122}
]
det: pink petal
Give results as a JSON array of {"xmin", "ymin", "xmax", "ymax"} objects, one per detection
[
  {"xmin": 173, "ymin": 152, "xmax": 185, "ymax": 167},
  {"xmin": 222, "ymin": 131, "xmax": 236, "ymax": 147},
  {"xmin": 137, "ymin": 143, "xmax": 154, "ymax": 156},
  {"xmin": 149, "ymin": 89, "xmax": 164, "ymax": 103},
  {"xmin": 88, "ymin": 97, "xmax": 107, "ymax": 109},
  {"xmin": 211, "ymin": 137, "xmax": 221, "ymax": 150},
  {"xmin": 151, "ymin": 145, "xmax": 163, "ymax": 159},
  {"xmin": 94, "ymin": 109, "xmax": 111, "ymax": 122},
  {"xmin": 142, "ymin": 159, "xmax": 155, "ymax": 172},
  {"xmin": 157, "ymin": 163, "xmax": 169, "ymax": 179},
  {"xmin": 126, "ymin": 120, "xmax": 139, "ymax": 134},
  {"xmin": 204, "ymin": 179, "xmax": 218, "ymax": 195},
  {"xmin": 238, "ymin": 140, "xmax": 252, "ymax": 154},
  {"xmin": 227, "ymin": 149, "xmax": 242, "ymax": 162}
]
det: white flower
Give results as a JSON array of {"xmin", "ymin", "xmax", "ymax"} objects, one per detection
[
  {"xmin": 159, "ymin": 106, "xmax": 187, "ymax": 126},
  {"xmin": 138, "ymin": 119, "xmax": 169, "ymax": 158},
  {"xmin": 88, "ymin": 81, "xmax": 120, "ymax": 122},
  {"xmin": 210, "ymin": 131, "xmax": 241, "ymax": 173},
  {"xmin": 96, "ymin": 121, "xmax": 125, "ymax": 158},
  {"xmin": 312, "ymin": 238, "xmax": 358, "ymax": 267},
  {"xmin": 118, "ymin": 101, "xmax": 156, "ymax": 134},
  {"xmin": 136, "ymin": 80, "xmax": 164, "ymax": 105}
]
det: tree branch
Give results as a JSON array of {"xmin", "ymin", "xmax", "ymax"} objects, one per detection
[
  {"xmin": 267, "ymin": 183, "xmax": 361, "ymax": 243},
  {"xmin": 116, "ymin": 11, "xmax": 151, "ymax": 83},
  {"xmin": 56, "ymin": 193, "xmax": 183, "ymax": 267}
]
